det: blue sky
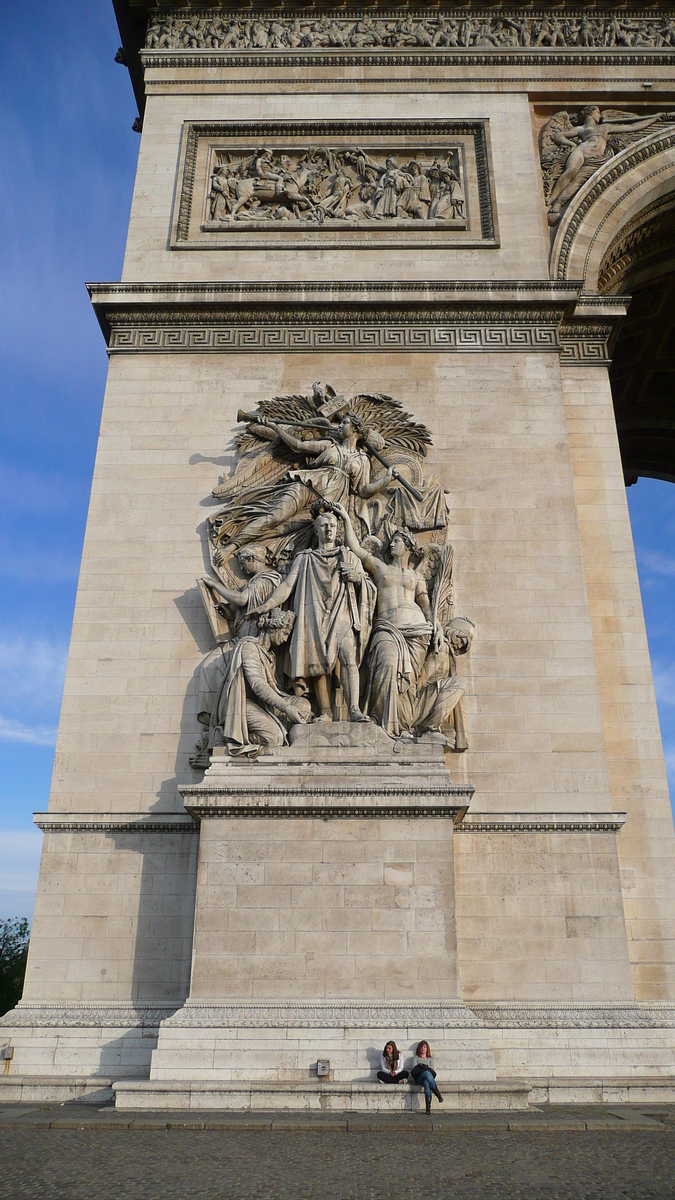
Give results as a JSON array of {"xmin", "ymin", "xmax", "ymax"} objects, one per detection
[
  {"xmin": 0, "ymin": 2, "xmax": 137, "ymax": 918},
  {"xmin": 1, "ymin": 3, "xmax": 673, "ymax": 921}
]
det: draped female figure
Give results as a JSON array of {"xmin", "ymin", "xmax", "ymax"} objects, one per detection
[{"xmin": 334, "ymin": 506, "xmax": 464, "ymax": 739}]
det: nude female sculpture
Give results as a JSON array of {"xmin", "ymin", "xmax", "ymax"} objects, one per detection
[
  {"xmin": 547, "ymin": 105, "xmax": 666, "ymax": 222},
  {"xmin": 334, "ymin": 504, "xmax": 465, "ymax": 740}
]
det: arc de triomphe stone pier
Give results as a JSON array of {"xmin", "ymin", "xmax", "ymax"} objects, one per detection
[{"xmin": 3, "ymin": 2, "xmax": 675, "ymax": 1111}]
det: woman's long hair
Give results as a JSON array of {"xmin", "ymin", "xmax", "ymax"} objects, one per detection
[
  {"xmin": 382, "ymin": 1040, "xmax": 399, "ymax": 1069},
  {"xmin": 415, "ymin": 1040, "xmax": 431, "ymax": 1057}
]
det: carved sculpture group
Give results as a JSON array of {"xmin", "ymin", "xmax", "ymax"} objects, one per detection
[
  {"xmin": 147, "ymin": 12, "xmax": 675, "ymax": 52},
  {"xmin": 540, "ymin": 105, "xmax": 675, "ymax": 224},
  {"xmin": 207, "ymin": 147, "xmax": 464, "ymax": 225},
  {"xmin": 192, "ymin": 385, "xmax": 474, "ymax": 764}
]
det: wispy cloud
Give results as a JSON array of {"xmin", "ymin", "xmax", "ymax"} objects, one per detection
[
  {"xmin": 0, "ymin": 635, "xmax": 68, "ymax": 723},
  {"xmin": 0, "ymin": 831, "xmax": 43, "ymax": 894},
  {"xmin": 653, "ymin": 661, "xmax": 675, "ymax": 708},
  {"xmin": 0, "ymin": 718, "xmax": 57, "ymax": 747},
  {"xmin": 637, "ymin": 550, "xmax": 675, "ymax": 580}
]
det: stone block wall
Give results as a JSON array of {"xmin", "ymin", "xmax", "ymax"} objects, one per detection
[
  {"xmin": 23, "ymin": 830, "xmax": 198, "ymax": 1004},
  {"xmin": 191, "ymin": 817, "xmax": 457, "ymax": 1002},
  {"xmin": 455, "ymin": 829, "xmax": 633, "ymax": 1002}
]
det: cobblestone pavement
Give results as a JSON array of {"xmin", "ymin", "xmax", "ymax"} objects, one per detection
[{"xmin": 1, "ymin": 1105, "xmax": 675, "ymax": 1200}]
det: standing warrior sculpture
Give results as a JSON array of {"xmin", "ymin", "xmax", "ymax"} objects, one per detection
[{"xmin": 253, "ymin": 502, "xmax": 376, "ymax": 723}]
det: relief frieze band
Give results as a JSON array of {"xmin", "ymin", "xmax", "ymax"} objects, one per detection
[
  {"xmin": 205, "ymin": 146, "xmax": 466, "ymax": 230},
  {"xmin": 145, "ymin": 9, "xmax": 675, "ymax": 56}
]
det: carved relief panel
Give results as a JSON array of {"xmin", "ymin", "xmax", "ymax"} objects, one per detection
[
  {"xmin": 536, "ymin": 104, "xmax": 675, "ymax": 227},
  {"xmin": 191, "ymin": 383, "xmax": 474, "ymax": 768},
  {"xmin": 172, "ymin": 121, "xmax": 498, "ymax": 249}
]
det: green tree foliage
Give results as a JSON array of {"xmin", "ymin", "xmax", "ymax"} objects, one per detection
[{"xmin": 0, "ymin": 918, "xmax": 30, "ymax": 1017}]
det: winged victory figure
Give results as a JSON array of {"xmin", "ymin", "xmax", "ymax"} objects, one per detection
[{"xmin": 540, "ymin": 105, "xmax": 675, "ymax": 225}]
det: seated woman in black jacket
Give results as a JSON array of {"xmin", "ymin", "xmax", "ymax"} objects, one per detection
[{"xmin": 377, "ymin": 1040, "xmax": 409, "ymax": 1084}]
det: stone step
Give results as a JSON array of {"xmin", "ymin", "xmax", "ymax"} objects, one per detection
[{"xmin": 113, "ymin": 1078, "xmax": 531, "ymax": 1112}]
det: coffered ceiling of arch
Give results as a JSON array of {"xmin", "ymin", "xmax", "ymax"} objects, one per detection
[
  {"xmin": 610, "ymin": 273, "xmax": 675, "ymax": 484},
  {"xmin": 598, "ymin": 194, "xmax": 675, "ymax": 293}
]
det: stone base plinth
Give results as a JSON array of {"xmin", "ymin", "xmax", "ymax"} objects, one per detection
[
  {"xmin": 0, "ymin": 1003, "xmax": 179, "ymax": 1083},
  {"xmin": 0, "ymin": 1075, "xmax": 115, "ymax": 1105},
  {"xmin": 146, "ymin": 1000, "xmax": 497, "ymax": 1085},
  {"xmin": 113, "ymin": 1078, "xmax": 530, "ymax": 1112},
  {"xmin": 182, "ymin": 720, "xmax": 474, "ymax": 821},
  {"xmin": 530, "ymin": 1077, "xmax": 675, "ymax": 1105},
  {"xmin": 178, "ymin": 724, "xmax": 472, "ymax": 1030}
]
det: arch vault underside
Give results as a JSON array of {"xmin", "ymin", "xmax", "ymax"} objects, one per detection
[{"xmin": 551, "ymin": 129, "xmax": 675, "ymax": 483}]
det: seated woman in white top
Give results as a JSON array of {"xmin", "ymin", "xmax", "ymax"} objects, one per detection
[{"xmin": 377, "ymin": 1040, "xmax": 409, "ymax": 1084}]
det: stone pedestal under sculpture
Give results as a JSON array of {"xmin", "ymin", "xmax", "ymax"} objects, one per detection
[{"xmin": 115, "ymin": 724, "xmax": 516, "ymax": 1111}]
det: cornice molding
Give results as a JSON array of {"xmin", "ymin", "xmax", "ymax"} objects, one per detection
[
  {"xmin": 180, "ymin": 783, "xmax": 473, "ymax": 820},
  {"xmin": 163, "ymin": 999, "xmax": 485, "ymax": 1029},
  {"xmin": 87, "ymin": 281, "xmax": 623, "ymax": 364},
  {"xmin": 0, "ymin": 1002, "xmax": 181, "ymax": 1029},
  {"xmin": 33, "ymin": 812, "xmax": 198, "ymax": 834},
  {"xmin": 456, "ymin": 811, "xmax": 628, "ymax": 832},
  {"xmin": 144, "ymin": 48, "xmax": 675, "ymax": 69},
  {"xmin": 88, "ymin": 281, "xmax": 582, "ymax": 301},
  {"xmin": 5, "ymin": 997, "xmax": 674, "ymax": 1031},
  {"xmin": 468, "ymin": 1002, "xmax": 675, "ymax": 1028},
  {"xmin": 32, "ymin": 808, "xmax": 628, "ymax": 832}
]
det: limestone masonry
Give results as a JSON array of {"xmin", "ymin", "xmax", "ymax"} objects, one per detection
[{"xmin": 3, "ymin": 2, "xmax": 675, "ymax": 1111}]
